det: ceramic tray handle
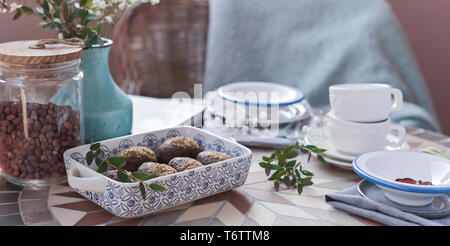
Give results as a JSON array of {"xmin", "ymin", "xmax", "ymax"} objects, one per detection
[{"xmin": 67, "ymin": 165, "xmax": 107, "ymax": 193}]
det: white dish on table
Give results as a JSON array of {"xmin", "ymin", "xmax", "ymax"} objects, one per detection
[
  {"xmin": 357, "ymin": 180, "xmax": 450, "ymax": 219},
  {"xmin": 353, "ymin": 150, "xmax": 450, "ymax": 207},
  {"xmin": 64, "ymin": 126, "xmax": 252, "ymax": 218},
  {"xmin": 304, "ymin": 126, "xmax": 409, "ymax": 163},
  {"xmin": 315, "ymin": 154, "xmax": 353, "ymax": 170},
  {"xmin": 218, "ymin": 81, "xmax": 305, "ymax": 106},
  {"xmin": 206, "ymin": 82, "xmax": 311, "ymax": 125}
]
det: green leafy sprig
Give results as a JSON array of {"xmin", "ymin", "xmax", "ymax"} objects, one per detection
[
  {"xmin": 259, "ymin": 142, "xmax": 327, "ymax": 195},
  {"xmin": 86, "ymin": 143, "xmax": 166, "ymax": 199},
  {"xmin": 1, "ymin": 0, "xmax": 104, "ymax": 47}
]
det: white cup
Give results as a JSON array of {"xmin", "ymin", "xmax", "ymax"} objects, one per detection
[
  {"xmin": 329, "ymin": 83, "xmax": 403, "ymax": 122},
  {"xmin": 327, "ymin": 114, "xmax": 406, "ymax": 155}
]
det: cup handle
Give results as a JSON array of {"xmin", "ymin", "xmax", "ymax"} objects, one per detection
[
  {"xmin": 385, "ymin": 124, "xmax": 406, "ymax": 148},
  {"xmin": 390, "ymin": 88, "xmax": 403, "ymax": 112}
]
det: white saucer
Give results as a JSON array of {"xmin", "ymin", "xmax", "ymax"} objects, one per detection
[
  {"xmin": 311, "ymin": 153, "xmax": 353, "ymax": 170},
  {"xmin": 304, "ymin": 126, "xmax": 410, "ymax": 162}
]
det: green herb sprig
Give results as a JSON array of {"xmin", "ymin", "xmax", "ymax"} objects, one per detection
[
  {"xmin": 259, "ymin": 142, "xmax": 327, "ymax": 194},
  {"xmin": 86, "ymin": 143, "xmax": 166, "ymax": 199},
  {"xmin": 0, "ymin": 0, "xmax": 160, "ymax": 48}
]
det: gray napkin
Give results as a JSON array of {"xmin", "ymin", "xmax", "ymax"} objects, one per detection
[{"xmin": 325, "ymin": 186, "xmax": 450, "ymax": 226}]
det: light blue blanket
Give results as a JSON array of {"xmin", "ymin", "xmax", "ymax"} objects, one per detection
[{"xmin": 203, "ymin": 0, "xmax": 441, "ymax": 132}]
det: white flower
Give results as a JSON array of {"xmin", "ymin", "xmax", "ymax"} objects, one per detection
[
  {"xmin": 105, "ymin": 15, "xmax": 113, "ymax": 23},
  {"xmin": 92, "ymin": 0, "xmax": 107, "ymax": 9},
  {"xmin": 150, "ymin": 0, "xmax": 160, "ymax": 5},
  {"xmin": 8, "ymin": 2, "xmax": 22, "ymax": 13},
  {"xmin": 118, "ymin": 2, "xmax": 127, "ymax": 9}
]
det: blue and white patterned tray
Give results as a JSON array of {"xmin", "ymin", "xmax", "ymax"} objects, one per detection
[{"xmin": 63, "ymin": 126, "xmax": 253, "ymax": 218}]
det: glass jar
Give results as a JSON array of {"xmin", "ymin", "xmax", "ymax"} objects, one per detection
[{"xmin": 0, "ymin": 40, "xmax": 84, "ymax": 186}]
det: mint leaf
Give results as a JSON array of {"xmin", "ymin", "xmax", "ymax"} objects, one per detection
[
  {"xmin": 90, "ymin": 143, "xmax": 100, "ymax": 151},
  {"xmin": 131, "ymin": 172, "xmax": 156, "ymax": 181},
  {"xmin": 97, "ymin": 161, "xmax": 107, "ymax": 173},
  {"xmin": 301, "ymin": 170, "xmax": 314, "ymax": 176},
  {"xmin": 274, "ymin": 182, "xmax": 280, "ymax": 191},
  {"xmin": 149, "ymin": 183, "xmax": 166, "ymax": 191},
  {"xmin": 107, "ymin": 156, "xmax": 127, "ymax": 167},
  {"xmin": 85, "ymin": 151, "xmax": 94, "ymax": 165},
  {"xmin": 297, "ymin": 184, "xmax": 303, "ymax": 195},
  {"xmin": 139, "ymin": 183, "xmax": 147, "ymax": 198},
  {"xmin": 117, "ymin": 170, "xmax": 130, "ymax": 182}
]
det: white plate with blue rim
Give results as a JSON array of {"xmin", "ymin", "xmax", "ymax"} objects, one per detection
[
  {"xmin": 207, "ymin": 82, "xmax": 311, "ymax": 124},
  {"xmin": 353, "ymin": 150, "xmax": 450, "ymax": 207},
  {"xmin": 357, "ymin": 180, "xmax": 450, "ymax": 219},
  {"xmin": 217, "ymin": 81, "xmax": 305, "ymax": 106}
]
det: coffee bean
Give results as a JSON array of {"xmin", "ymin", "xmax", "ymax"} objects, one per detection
[
  {"xmin": 64, "ymin": 122, "xmax": 73, "ymax": 130},
  {"xmin": 37, "ymin": 108, "xmax": 46, "ymax": 116},
  {"xmin": 33, "ymin": 121, "xmax": 41, "ymax": 132},
  {"xmin": 4, "ymin": 106, "xmax": 10, "ymax": 115},
  {"xmin": 30, "ymin": 111, "xmax": 37, "ymax": 120},
  {"xmin": 30, "ymin": 132, "xmax": 39, "ymax": 138},
  {"xmin": 39, "ymin": 134, "xmax": 47, "ymax": 143},
  {"xmin": 0, "ymin": 101, "xmax": 81, "ymax": 181},
  {"xmin": 12, "ymin": 117, "xmax": 21, "ymax": 125}
]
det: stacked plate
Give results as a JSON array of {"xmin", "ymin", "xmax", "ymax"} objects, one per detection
[
  {"xmin": 205, "ymin": 82, "xmax": 312, "ymax": 125},
  {"xmin": 304, "ymin": 125, "xmax": 410, "ymax": 170}
]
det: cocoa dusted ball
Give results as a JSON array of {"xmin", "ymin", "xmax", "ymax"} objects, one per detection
[
  {"xmin": 168, "ymin": 157, "xmax": 203, "ymax": 172},
  {"xmin": 137, "ymin": 162, "xmax": 177, "ymax": 177},
  {"xmin": 156, "ymin": 136, "xmax": 201, "ymax": 163},
  {"xmin": 120, "ymin": 146, "xmax": 157, "ymax": 172},
  {"xmin": 196, "ymin": 151, "xmax": 231, "ymax": 165}
]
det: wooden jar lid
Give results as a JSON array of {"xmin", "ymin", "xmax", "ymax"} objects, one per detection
[{"xmin": 0, "ymin": 40, "xmax": 83, "ymax": 65}]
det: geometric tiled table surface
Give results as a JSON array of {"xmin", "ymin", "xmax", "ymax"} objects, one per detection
[{"xmin": 1, "ymin": 126, "xmax": 448, "ymax": 226}]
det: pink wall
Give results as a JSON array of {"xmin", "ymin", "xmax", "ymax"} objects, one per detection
[
  {"xmin": 387, "ymin": 0, "xmax": 450, "ymax": 134},
  {"xmin": 0, "ymin": 14, "xmax": 56, "ymax": 42},
  {"xmin": 0, "ymin": 2, "xmax": 449, "ymax": 134}
]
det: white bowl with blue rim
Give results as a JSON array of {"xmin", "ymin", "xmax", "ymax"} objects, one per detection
[
  {"xmin": 207, "ymin": 81, "xmax": 311, "ymax": 124},
  {"xmin": 353, "ymin": 150, "xmax": 450, "ymax": 207}
]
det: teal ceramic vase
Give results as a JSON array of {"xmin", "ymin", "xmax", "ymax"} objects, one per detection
[{"xmin": 80, "ymin": 39, "xmax": 133, "ymax": 143}]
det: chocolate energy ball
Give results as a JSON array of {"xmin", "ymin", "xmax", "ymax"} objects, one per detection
[
  {"xmin": 156, "ymin": 136, "xmax": 201, "ymax": 164},
  {"xmin": 120, "ymin": 146, "xmax": 157, "ymax": 172},
  {"xmin": 137, "ymin": 162, "xmax": 177, "ymax": 177},
  {"xmin": 168, "ymin": 157, "xmax": 203, "ymax": 172},
  {"xmin": 196, "ymin": 151, "xmax": 231, "ymax": 165}
]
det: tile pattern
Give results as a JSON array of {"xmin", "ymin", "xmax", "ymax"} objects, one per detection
[{"xmin": 0, "ymin": 129, "xmax": 448, "ymax": 226}]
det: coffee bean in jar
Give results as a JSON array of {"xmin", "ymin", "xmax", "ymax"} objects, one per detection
[
  {"xmin": 0, "ymin": 101, "xmax": 81, "ymax": 182},
  {"xmin": 0, "ymin": 40, "xmax": 84, "ymax": 186}
]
